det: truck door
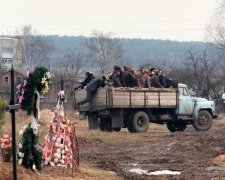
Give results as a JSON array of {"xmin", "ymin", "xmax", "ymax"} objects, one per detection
[{"xmin": 178, "ymin": 87, "xmax": 194, "ymax": 115}]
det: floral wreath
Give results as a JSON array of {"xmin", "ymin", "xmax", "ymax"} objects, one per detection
[{"xmin": 17, "ymin": 66, "xmax": 51, "ymax": 116}]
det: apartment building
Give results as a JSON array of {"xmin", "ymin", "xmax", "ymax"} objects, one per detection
[{"xmin": 0, "ymin": 37, "xmax": 23, "ymax": 70}]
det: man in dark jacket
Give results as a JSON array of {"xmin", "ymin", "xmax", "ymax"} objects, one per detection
[
  {"xmin": 158, "ymin": 70, "xmax": 173, "ymax": 88},
  {"xmin": 109, "ymin": 65, "xmax": 126, "ymax": 87},
  {"xmin": 151, "ymin": 69, "xmax": 163, "ymax": 88},
  {"xmin": 80, "ymin": 72, "xmax": 95, "ymax": 89},
  {"xmin": 76, "ymin": 76, "xmax": 106, "ymax": 112},
  {"xmin": 124, "ymin": 66, "xmax": 136, "ymax": 87}
]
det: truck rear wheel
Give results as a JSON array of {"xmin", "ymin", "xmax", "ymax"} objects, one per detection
[
  {"xmin": 167, "ymin": 121, "xmax": 187, "ymax": 133},
  {"xmin": 99, "ymin": 118, "xmax": 112, "ymax": 132},
  {"xmin": 132, "ymin": 111, "xmax": 149, "ymax": 133},
  {"xmin": 99, "ymin": 118, "xmax": 105, "ymax": 131},
  {"xmin": 127, "ymin": 114, "xmax": 135, "ymax": 133},
  {"xmin": 193, "ymin": 110, "xmax": 213, "ymax": 131},
  {"xmin": 112, "ymin": 128, "xmax": 121, "ymax": 132}
]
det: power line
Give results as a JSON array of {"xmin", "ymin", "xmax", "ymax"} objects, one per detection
[{"xmin": 0, "ymin": 18, "xmax": 208, "ymax": 27}]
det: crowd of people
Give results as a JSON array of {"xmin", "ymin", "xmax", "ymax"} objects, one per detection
[
  {"xmin": 109, "ymin": 65, "xmax": 173, "ymax": 89},
  {"xmin": 75, "ymin": 65, "xmax": 174, "ymax": 112}
]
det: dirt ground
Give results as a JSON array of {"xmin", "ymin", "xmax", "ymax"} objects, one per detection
[
  {"xmin": 77, "ymin": 114, "xmax": 225, "ymax": 180},
  {"xmin": 1, "ymin": 110, "xmax": 225, "ymax": 179}
]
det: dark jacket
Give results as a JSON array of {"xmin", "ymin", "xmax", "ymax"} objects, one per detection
[
  {"xmin": 81, "ymin": 74, "xmax": 95, "ymax": 89},
  {"xmin": 159, "ymin": 75, "xmax": 172, "ymax": 88},
  {"xmin": 86, "ymin": 77, "xmax": 105, "ymax": 93},
  {"xmin": 159, "ymin": 75, "xmax": 166, "ymax": 87},
  {"xmin": 124, "ymin": 71, "xmax": 136, "ymax": 87},
  {"xmin": 111, "ymin": 70, "xmax": 126, "ymax": 87},
  {"xmin": 151, "ymin": 74, "xmax": 163, "ymax": 88}
]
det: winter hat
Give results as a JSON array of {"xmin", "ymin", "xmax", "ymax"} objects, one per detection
[
  {"xmin": 85, "ymin": 72, "xmax": 93, "ymax": 77},
  {"xmin": 114, "ymin": 65, "xmax": 121, "ymax": 71}
]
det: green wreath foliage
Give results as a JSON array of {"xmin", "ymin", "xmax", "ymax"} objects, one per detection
[
  {"xmin": 18, "ymin": 67, "xmax": 51, "ymax": 115},
  {"xmin": 18, "ymin": 124, "xmax": 43, "ymax": 170}
]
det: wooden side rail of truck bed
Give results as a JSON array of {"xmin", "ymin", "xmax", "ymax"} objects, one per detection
[{"xmin": 74, "ymin": 87, "xmax": 179, "ymax": 111}]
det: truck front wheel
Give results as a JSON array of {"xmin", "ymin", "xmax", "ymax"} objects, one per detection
[
  {"xmin": 167, "ymin": 121, "xmax": 187, "ymax": 132},
  {"xmin": 132, "ymin": 111, "xmax": 149, "ymax": 133},
  {"xmin": 193, "ymin": 110, "xmax": 213, "ymax": 131}
]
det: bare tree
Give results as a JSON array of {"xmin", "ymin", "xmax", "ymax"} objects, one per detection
[
  {"xmin": 84, "ymin": 30, "xmax": 123, "ymax": 75},
  {"xmin": 21, "ymin": 25, "xmax": 54, "ymax": 69},
  {"xmin": 184, "ymin": 48, "xmax": 204, "ymax": 96},
  {"xmin": 206, "ymin": 0, "xmax": 225, "ymax": 50},
  {"xmin": 49, "ymin": 48, "xmax": 87, "ymax": 102},
  {"xmin": 51, "ymin": 48, "xmax": 87, "ymax": 83},
  {"xmin": 183, "ymin": 46, "xmax": 223, "ymax": 101}
]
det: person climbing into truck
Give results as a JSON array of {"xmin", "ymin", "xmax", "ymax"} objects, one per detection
[
  {"xmin": 73, "ymin": 72, "xmax": 95, "ymax": 91},
  {"xmin": 136, "ymin": 67, "xmax": 151, "ymax": 88},
  {"xmin": 81, "ymin": 72, "xmax": 95, "ymax": 89},
  {"xmin": 76, "ymin": 75, "xmax": 106, "ymax": 112}
]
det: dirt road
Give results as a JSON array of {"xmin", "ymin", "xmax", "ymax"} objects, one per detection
[{"xmin": 77, "ymin": 115, "xmax": 225, "ymax": 179}]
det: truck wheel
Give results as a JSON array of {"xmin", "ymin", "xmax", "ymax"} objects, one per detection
[
  {"xmin": 167, "ymin": 121, "xmax": 187, "ymax": 133},
  {"xmin": 167, "ymin": 122, "xmax": 176, "ymax": 132},
  {"xmin": 193, "ymin": 110, "xmax": 213, "ymax": 131},
  {"xmin": 132, "ymin": 111, "xmax": 149, "ymax": 133},
  {"xmin": 127, "ymin": 114, "xmax": 135, "ymax": 133},
  {"xmin": 99, "ymin": 118, "xmax": 106, "ymax": 131},
  {"xmin": 105, "ymin": 119, "xmax": 112, "ymax": 132},
  {"xmin": 112, "ymin": 128, "xmax": 121, "ymax": 132},
  {"xmin": 99, "ymin": 118, "xmax": 112, "ymax": 132}
]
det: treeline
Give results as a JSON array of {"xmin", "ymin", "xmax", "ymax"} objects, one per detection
[
  {"xmin": 45, "ymin": 34, "xmax": 224, "ymax": 104},
  {"xmin": 46, "ymin": 35, "xmax": 207, "ymax": 67}
]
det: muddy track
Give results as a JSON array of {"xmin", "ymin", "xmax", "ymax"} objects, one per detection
[{"xmin": 79, "ymin": 119, "xmax": 225, "ymax": 179}]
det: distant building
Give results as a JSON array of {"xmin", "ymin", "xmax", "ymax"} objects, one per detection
[
  {"xmin": 0, "ymin": 69, "xmax": 24, "ymax": 101},
  {"xmin": 0, "ymin": 37, "xmax": 23, "ymax": 71},
  {"xmin": 0, "ymin": 69, "xmax": 24, "ymax": 91}
]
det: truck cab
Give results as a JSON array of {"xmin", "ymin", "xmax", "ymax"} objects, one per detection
[{"xmin": 174, "ymin": 83, "xmax": 217, "ymax": 131}]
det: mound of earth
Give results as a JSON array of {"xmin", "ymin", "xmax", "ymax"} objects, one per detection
[{"xmin": 0, "ymin": 109, "xmax": 121, "ymax": 179}]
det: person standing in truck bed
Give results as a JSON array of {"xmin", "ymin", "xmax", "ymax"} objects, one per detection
[
  {"xmin": 136, "ymin": 67, "xmax": 150, "ymax": 88},
  {"xmin": 124, "ymin": 66, "xmax": 137, "ymax": 87},
  {"xmin": 109, "ymin": 65, "xmax": 126, "ymax": 87},
  {"xmin": 151, "ymin": 69, "xmax": 163, "ymax": 88}
]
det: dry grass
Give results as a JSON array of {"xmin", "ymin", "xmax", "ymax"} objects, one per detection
[
  {"xmin": 0, "ymin": 109, "xmax": 123, "ymax": 179},
  {"xmin": 0, "ymin": 161, "xmax": 121, "ymax": 180},
  {"xmin": 2, "ymin": 110, "xmax": 54, "ymax": 145},
  {"xmin": 76, "ymin": 115, "xmax": 170, "ymax": 145}
]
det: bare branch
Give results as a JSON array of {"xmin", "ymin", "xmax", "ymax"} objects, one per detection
[{"xmin": 84, "ymin": 30, "xmax": 123, "ymax": 75}]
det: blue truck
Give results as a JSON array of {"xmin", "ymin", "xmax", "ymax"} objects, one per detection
[{"xmin": 75, "ymin": 83, "xmax": 217, "ymax": 133}]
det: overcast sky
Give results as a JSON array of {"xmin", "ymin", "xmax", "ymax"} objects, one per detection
[{"xmin": 0, "ymin": 0, "xmax": 218, "ymax": 41}]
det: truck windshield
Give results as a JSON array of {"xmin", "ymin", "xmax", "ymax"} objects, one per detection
[{"xmin": 178, "ymin": 87, "xmax": 189, "ymax": 96}]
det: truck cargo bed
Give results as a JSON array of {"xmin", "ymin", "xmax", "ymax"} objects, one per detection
[
  {"xmin": 75, "ymin": 88, "xmax": 179, "ymax": 111},
  {"xmin": 75, "ymin": 87, "xmax": 179, "ymax": 111}
]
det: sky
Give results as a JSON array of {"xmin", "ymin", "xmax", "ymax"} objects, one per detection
[{"xmin": 0, "ymin": 0, "xmax": 219, "ymax": 41}]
